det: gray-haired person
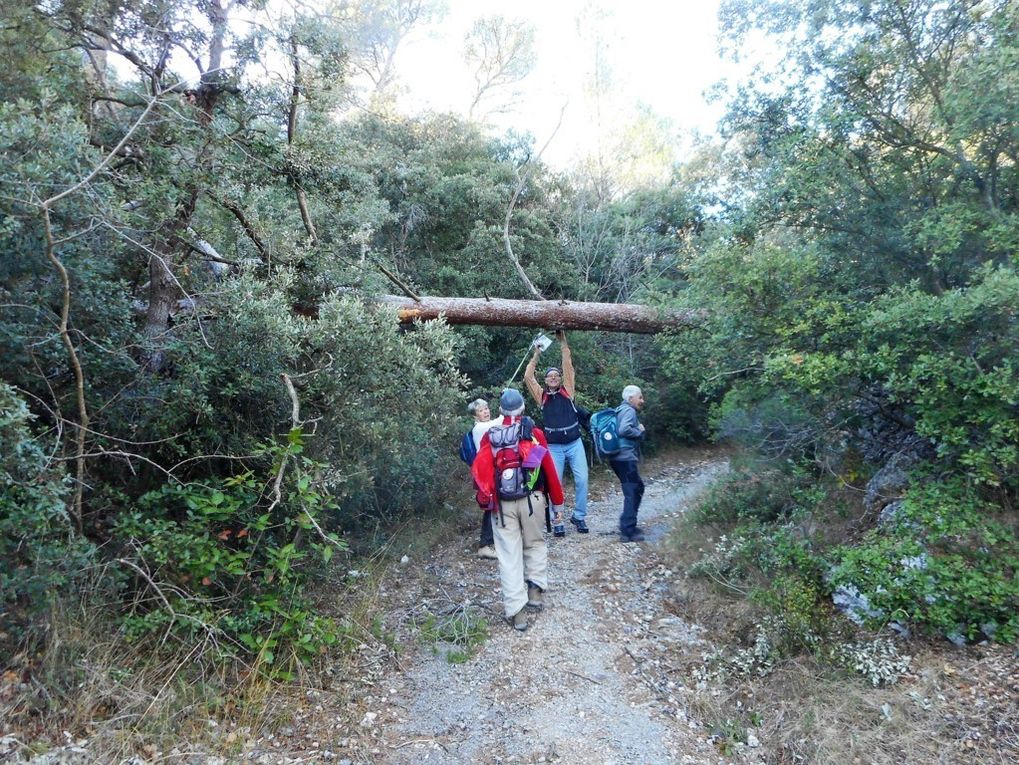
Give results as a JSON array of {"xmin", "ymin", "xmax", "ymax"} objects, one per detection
[
  {"xmin": 466, "ymin": 398, "xmax": 501, "ymax": 558},
  {"xmin": 609, "ymin": 385, "xmax": 646, "ymax": 542}
]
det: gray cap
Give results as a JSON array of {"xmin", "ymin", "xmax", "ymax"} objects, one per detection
[{"xmin": 499, "ymin": 388, "xmax": 525, "ymax": 416}]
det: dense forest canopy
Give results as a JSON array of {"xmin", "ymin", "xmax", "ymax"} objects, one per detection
[{"xmin": 2, "ymin": 0, "xmax": 1017, "ymax": 695}]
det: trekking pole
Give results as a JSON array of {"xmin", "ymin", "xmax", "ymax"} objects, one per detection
[{"xmin": 505, "ymin": 332, "xmax": 552, "ymax": 386}]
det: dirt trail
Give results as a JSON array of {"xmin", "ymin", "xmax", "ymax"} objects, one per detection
[
  {"xmin": 5, "ymin": 454, "xmax": 734, "ymax": 765},
  {"xmin": 356, "ymin": 453, "xmax": 732, "ymax": 765},
  {"xmin": 13, "ymin": 450, "xmax": 1017, "ymax": 765}
]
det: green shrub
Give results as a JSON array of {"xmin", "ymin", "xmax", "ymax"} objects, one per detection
[
  {"xmin": 114, "ymin": 432, "xmax": 347, "ymax": 674},
  {"xmin": 829, "ymin": 477, "xmax": 1019, "ymax": 642},
  {"xmin": 688, "ymin": 462, "xmax": 864, "ymax": 673},
  {"xmin": 690, "ymin": 460, "xmax": 821, "ymax": 526},
  {"xmin": 691, "ymin": 522, "xmax": 833, "ymax": 644},
  {"xmin": 749, "ymin": 573, "xmax": 835, "ymax": 653},
  {"xmin": 107, "ymin": 281, "xmax": 467, "ymax": 538},
  {"xmin": 417, "ymin": 607, "xmax": 488, "ymax": 664},
  {"xmin": 298, "ymin": 294, "xmax": 466, "ymax": 535},
  {"xmin": 0, "ymin": 383, "xmax": 95, "ymax": 650},
  {"xmin": 768, "ymin": 264, "xmax": 1019, "ymax": 488},
  {"xmin": 860, "ymin": 266, "xmax": 1019, "ymax": 487}
]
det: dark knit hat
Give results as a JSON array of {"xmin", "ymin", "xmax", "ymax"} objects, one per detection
[
  {"xmin": 544, "ymin": 367, "xmax": 562, "ymax": 378},
  {"xmin": 499, "ymin": 388, "xmax": 525, "ymax": 416}
]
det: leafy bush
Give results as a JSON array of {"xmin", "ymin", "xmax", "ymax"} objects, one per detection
[
  {"xmin": 828, "ymin": 638, "xmax": 912, "ymax": 687},
  {"xmin": 829, "ymin": 478, "xmax": 1019, "ymax": 642},
  {"xmin": 696, "ymin": 617, "xmax": 911, "ymax": 688},
  {"xmin": 300, "ymin": 293, "xmax": 467, "ymax": 535},
  {"xmin": 690, "ymin": 460, "xmax": 824, "ymax": 526},
  {"xmin": 0, "ymin": 384, "xmax": 94, "ymax": 649},
  {"xmin": 98, "ymin": 284, "xmax": 469, "ymax": 668},
  {"xmin": 692, "ymin": 456, "xmax": 1019, "ymax": 647},
  {"xmin": 114, "ymin": 432, "xmax": 346, "ymax": 673},
  {"xmin": 857, "ymin": 266, "xmax": 1019, "ymax": 487}
]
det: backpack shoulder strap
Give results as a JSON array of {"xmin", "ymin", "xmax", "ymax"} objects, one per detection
[{"xmin": 519, "ymin": 416, "xmax": 535, "ymax": 441}]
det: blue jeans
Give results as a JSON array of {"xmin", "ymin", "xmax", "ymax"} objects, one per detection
[
  {"xmin": 548, "ymin": 437, "xmax": 589, "ymax": 520},
  {"xmin": 610, "ymin": 459, "xmax": 644, "ymax": 537}
]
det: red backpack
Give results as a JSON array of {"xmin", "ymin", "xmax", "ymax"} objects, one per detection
[{"xmin": 488, "ymin": 420, "xmax": 533, "ymax": 500}]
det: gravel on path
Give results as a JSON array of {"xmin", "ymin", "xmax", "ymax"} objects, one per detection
[{"xmin": 362, "ymin": 456, "xmax": 732, "ymax": 765}]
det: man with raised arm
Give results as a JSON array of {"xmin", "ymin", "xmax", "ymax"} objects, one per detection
[{"xmin": 524, "ymin": 330, "xmax": 590, "ymax": 535}]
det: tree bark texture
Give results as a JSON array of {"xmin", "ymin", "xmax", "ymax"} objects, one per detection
[{"xmin": 375, "ymin": 294, "xmax": 704, "ymax": 334}]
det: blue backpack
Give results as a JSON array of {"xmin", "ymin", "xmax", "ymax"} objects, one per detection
[
  {"xmin": 458, "ymin": 430, "xmax": 478, "ymax": 465},
  {"xmin": 590, "ymin": 407, "xmax": 632, "ymax": 460}
]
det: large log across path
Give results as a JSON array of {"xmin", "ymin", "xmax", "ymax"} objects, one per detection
[{"xmin": 376, "ymin": 294, "xmax": 704, "ymax": 334}]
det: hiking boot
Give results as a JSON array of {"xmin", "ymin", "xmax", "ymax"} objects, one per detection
[
  {"xmin": 511, "ymin": 608, "xmax": 529, "ymax": 631},
  {"xmin": 476, "ymin": 545, "xmax": 497, "ymax": 560},
  {"xmin": 526, "ymin": 583, "xmax": 544, "ymax": 610},
  {"xmin": 552, "ymin": 522, "xmax": 566, "ymax": 537},
  {"xmin": 620, "ymin": 530, "xmax": 646, "ymax": 543},
  {"xmin": 570, "ymin": 516, "xmax": 589, "ymax": 534}
]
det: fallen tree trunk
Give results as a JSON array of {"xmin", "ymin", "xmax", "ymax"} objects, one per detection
[{"xmin": 376, "ymin": 294, "xmax": 704, "ymax": 334}]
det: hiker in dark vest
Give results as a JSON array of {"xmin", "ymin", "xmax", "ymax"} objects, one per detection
[
  {"xmin": 610, "ymin": 385, "xmax": 646, "ymax": 542},
  {"xmin": 524, "ymin": 330, "xmax": 590, "ymax": 535},
  {"xmin": 462, "ymin": 398, "xmax": 501, "ymax": 560},
  {"xmin": 471, "ymin": 389, "xmax": 565, "ymax": 631}
]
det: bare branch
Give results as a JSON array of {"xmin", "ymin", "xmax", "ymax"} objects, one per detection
[
  {"xmin": 210, "ymin": 193, "xmax": 268, "ymax": 259},
  {"xmin": 40, "ymin": 205, "xmax": 87, "ymax": 532},
  {"xmin": 267, "ymin": 373, "xmax": 302, "ymax": 515},
  {"xmin": 370, "ymin": 256, "xmax": 421, "ymax": 302},
  {"xmin": 502, "ymin": 103, "xmax": 567, "ymax": 300},
  {"xmin": 288, "ymin": 34, "xmax": 318, "ymax": 245}
]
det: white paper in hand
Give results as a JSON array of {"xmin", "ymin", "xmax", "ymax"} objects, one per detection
[{"xmin": 532, "ymin": 333, "xmax": 553, "ymax": 352}]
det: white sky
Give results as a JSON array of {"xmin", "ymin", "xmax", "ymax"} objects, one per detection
[
  {"xmin": 395, "ymin": 0, "xmax": 737, "ymax": 168},
  {"xmin": 106, "ymin": 0, "xmax": 749, "ymax": 173}
]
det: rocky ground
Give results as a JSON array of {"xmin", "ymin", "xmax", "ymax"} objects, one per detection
[
  {"xmin": 345, "ymin": 453, "xmax": 735, "ymax": 765},
  {"xmin": 7, "ymin": 448, "xmax": 1015, "ymax": 764}
]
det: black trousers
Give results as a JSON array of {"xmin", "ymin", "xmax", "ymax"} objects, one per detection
[
  {"xmin": 610, "ymin": 459, "xmax": 644, "ymax": 537},
  {"xmin": 479, "ymin": 509, "xmax": 494, "ymax": 547}
]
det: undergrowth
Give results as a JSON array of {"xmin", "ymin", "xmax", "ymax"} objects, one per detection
[
  {"xmin": 416, "ymin": 606, "xmax": 489, "ymax": 664},
  {"xmin": 0, "ymin": 485, "xmax": 468, "ymax": 760},
  {"xmin": 666, "ymin": 452, "xmax": 1019, "ymax": 763}
]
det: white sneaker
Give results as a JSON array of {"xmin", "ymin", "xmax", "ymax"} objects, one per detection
[{"xmin": 477, "ymin": 545, "xmax": 497, "ymax": 560}]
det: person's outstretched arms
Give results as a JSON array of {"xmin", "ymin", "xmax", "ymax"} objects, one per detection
[
  {"xmin": 523, "ymin": 346, "xmax": 543, "ymax": 405},
  {"xmin": 558, "ymin": 330, "xmax": 576, "ymax": 394}
]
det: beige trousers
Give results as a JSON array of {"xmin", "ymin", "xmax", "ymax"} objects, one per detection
[{"xmin": 492, "ymin": 491, "xmax": 549, "ymax": 617}]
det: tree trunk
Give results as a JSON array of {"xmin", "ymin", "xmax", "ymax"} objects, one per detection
[
  {"xmin": 375, "ymin": 294, "xmax": 704, "ymax": 334},
  {"xmin": 143, "ymin": 0, "xmax": 230, "ymax": 372}
]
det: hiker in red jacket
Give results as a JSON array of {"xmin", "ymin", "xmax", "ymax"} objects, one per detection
[{"xmin": 472, "ymin": 388, "xmax": 565, "ymax": 631}]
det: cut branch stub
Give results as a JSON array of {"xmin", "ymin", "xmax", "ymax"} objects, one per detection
[{"xmin": 376, "ymin": 294, "xmax": 704, "ymax": 334}]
